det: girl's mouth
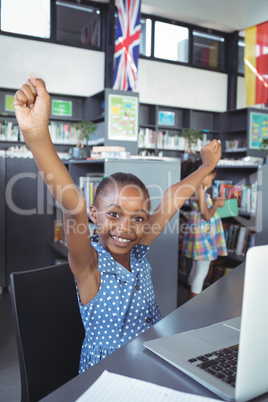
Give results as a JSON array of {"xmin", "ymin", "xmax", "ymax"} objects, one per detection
[{"xmin": 111, "ymin": 235, "xmax": 132, "ymax": 244}]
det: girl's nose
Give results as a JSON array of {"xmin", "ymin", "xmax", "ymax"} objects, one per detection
[{"xmin": 118, "ymin": 217, "xmax": 132, "ymax": 232}]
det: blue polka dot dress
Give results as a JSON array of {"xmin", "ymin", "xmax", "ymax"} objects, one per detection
[{"xmin": 76, "ymin": 236, "xmax": 162, "ymax": 373}]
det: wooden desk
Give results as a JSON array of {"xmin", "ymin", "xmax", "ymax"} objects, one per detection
[{"xmin": 41, "ymin": 263, "xmax": 268, "ymax": 401}]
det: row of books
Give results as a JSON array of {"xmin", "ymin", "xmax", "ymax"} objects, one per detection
[
  {"xmin": 178, "ymin": 254, "xmax": 193, "ymax": 278},
  {"xmin": 90, "ymin": 146, "xmax": 130, "ymax": 160},
  {"xmin": 79, "ymin": 175, "xmax": 102, "ymax": 213},
  {"xmin": 213, "ymin": 180, "xmax": 257, "ymax": 214},
  {"xmin": 223, "ymin": 223, "xmax": 255, "ymax": 256},
  {"xmin": 0, "ymin": 119, "xmax": 82, "ymax": 145},
  {"xmin": 138, "ymin": 128, "xmax": 208, "ymax": 151},
  {"xmin": 224, "ymin": 138, "xmax": 247, "ymax": 151},
  {"xmin": 178, "ymin": 254, "xmax": 233, "ymax": 286},
  {"xmin": 0, "ymin": 120, "xmax": 20, "ymax": 141},
  {"xmin": 54, "ymin": 219, "xmax": 98, "ymax": 246},
  {"xmin": 48, "ymin": 121, "xmax": 81, "ymax": 144},
  {"xmin": 205, "ymin": 262, "xmax": 233, "ymax": 286}
]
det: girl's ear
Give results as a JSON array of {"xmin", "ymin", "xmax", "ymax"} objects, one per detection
[{"xmin": 89, "ymin": 204, "xmax": 98, "ymax": 223}]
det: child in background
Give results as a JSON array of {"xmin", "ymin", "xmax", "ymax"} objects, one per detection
[
  {"xmin": 181, "ymin": 159, "xmax": 227, "ymax": 299},
  {"xmin": 13, "ymin": 74, "xmax": 222, "ymax": 373}
]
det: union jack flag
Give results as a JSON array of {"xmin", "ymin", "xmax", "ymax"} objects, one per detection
[{"xmin": 113, "ymin": 0, "xmax": 141, "ymax": 91}]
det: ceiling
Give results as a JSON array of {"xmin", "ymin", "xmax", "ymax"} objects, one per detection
[{"xmin": 91, "ymin": 0, "xmax": 268, "ymax": 33}]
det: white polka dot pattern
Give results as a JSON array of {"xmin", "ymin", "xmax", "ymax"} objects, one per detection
[{"xmin": 76, "ymin": 237, "xmax": 162, "ymax": 373}]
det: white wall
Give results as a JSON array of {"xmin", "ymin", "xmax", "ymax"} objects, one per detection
[
  {"xmin": 137, "ymin": 58, "xmax": 228, "ymax": 112},
  {"xmin": 0, "ymin": 35, "xmax": 105, "ymax": 96},
  {"xmin": 0, "ymin": 35, "xmax": 248, "ymax": 112}
]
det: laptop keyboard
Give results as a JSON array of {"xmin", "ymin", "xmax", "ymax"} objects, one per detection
[{"xmin": 188, "ymin": 345, "xmax": 239, "ymax": 387}]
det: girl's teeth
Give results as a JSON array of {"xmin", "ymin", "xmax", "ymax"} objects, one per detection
[{"xmin": 113, "ymin": 236, "xmax": 130, "ymax": 243}]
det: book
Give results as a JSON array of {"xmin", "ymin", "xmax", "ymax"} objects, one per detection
[
  {"xmin": 213, "ymin": 180, "xmax": 233, "ymax": 198},
  {"xmin": 92, "ymin": 146, "xmax": 125, "ymax": 152},
  {"xmin": 240, "ymin": 182, "xmax": 257, "ymax": 214},
  {"xmin": 228, "ymin": 184, "xmax": 242, "ymax": 207},
  {"xmin": 217, "ymin": 198, "xmax": 238, "ymax": 218},
  {"xmin": 235, "ymin": 226, "xmax": 247, "ymax": 256},
  {"xmin": 54, "ymin": 220, "xmax": 63, "ymax": 243},
  {"xmin": 79, "ymin": 176, "xmax": 102, "ymax": 211},
  {"xmin": 220, "ymin": 183, "xmax": 233, "ymax": 198}
]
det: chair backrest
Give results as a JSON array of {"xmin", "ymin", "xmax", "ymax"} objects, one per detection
[{"xmin": 10, "ymin": 263, "xmax": 85, "ymax": 402}]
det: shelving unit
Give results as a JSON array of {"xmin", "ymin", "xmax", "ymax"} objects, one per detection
[
  {"xmin": 138, "ymin": 103, "xmax": 220, "ymax": 158},
  {"xmin": 177, "ymin": 163, "xmax": 268, "ymax": 305},
  {"xmin": 138, "ymin": 103, "xmax": 268, "ymax": 162},
  {"xmin": 220, "ymin": 108, "xmax": 268, "ymax": 160},
  {"xmin": 47, "ymin": 157, "xmax": 181, "ymax": 317},
  {"xmin": 0, "ymin": 89, "xmax": 105, "ymax": 153},
  {"xmin": 0, "ymin": 89, "xmax": 20, "ymax": 148}
]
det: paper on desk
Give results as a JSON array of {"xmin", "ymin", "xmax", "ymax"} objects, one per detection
[{"xmin": 76, "ymin": 370, "xmax": 219, "ymax": 402}]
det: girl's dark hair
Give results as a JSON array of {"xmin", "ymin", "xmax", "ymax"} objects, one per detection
[
  {"xmin": 181, "ymin": 158, "xmax": 216, "ymax": 180},
  {"xmin": 93, "ymin": 172, "xmax": 151, "ymax": 210}
]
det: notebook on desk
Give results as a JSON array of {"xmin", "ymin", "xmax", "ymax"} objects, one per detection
[{"xmin": 144, "ymin": 245, "xmax": 268, "ymax": 401}]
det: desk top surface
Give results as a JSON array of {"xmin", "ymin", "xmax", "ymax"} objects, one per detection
[{"xmin": 42, "ymin": 263, "xmax": 268, "ymax": 401}]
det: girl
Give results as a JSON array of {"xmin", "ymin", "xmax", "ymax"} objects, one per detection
[
  {"xmin": 13, "ymin": 74, "xmax": 222, "ymax": 373},
  {"xmin": 181, "ymin": 159, "xmax": 227, "ymax": 299}
]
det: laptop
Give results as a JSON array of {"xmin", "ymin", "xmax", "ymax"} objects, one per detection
[{"xmin": 144, "ymin": 245, "xmax": 268, "ymax": 401}]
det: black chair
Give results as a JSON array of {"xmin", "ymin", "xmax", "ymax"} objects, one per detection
[{"xmin": 10, "ymin": 263, "xmax": 85, "ymax": 402}]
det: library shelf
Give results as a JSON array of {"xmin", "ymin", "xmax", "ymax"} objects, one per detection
[
  {"xmin": 226, "ymin": 253, "xmax": 244, "ymax": 263},
  {"xmin": 178, "ymin": 163, "xmax": 268, "ymax": 303},
  {"xmin": 224, "ymin": 147, "xmax": 247, "ymax": 153},
  {"xmin": 48, "ymin": 242, "xmax": 68, "ymax": 258}
]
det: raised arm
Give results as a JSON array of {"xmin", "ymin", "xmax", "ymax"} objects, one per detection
[
  {"xmin": 196, "ymin": 186, "xmax": 225, "ymax": 221},
  {"xmin": 141, "ymin": 139, "xmax": 222, "ymax": 245},
  {"xmin": 14, "ymin": 75, "xmax": 99, "ymax": 303}
]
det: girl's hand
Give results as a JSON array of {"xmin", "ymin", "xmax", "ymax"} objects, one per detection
[
  {"xmin": 200, "ymin": 139, "xmax": 222, "ymax": 171},
  {"xmin": 13, "ymin": 74, "xmax": 50, "ymax": 142},
  {"xmin": 213, "ymin": 197, "xmax": 225, "ymax": 208}
]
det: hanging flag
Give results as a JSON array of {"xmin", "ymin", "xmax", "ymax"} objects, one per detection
[
  {"xmin": 113, "ymin": 0, "xmax": 141, "ymax": 91},
  {"xmin": 245, "ymin": 21, "xmax": 268, "ymax": 105}
]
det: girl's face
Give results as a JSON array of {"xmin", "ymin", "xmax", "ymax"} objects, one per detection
[
  {"xmin": 202, "ymin": 171, "xmax": 216, "ymax": 190},
  {"xmin": 90, "ymin": 184, "xmax": 150, "ymax": 257}
]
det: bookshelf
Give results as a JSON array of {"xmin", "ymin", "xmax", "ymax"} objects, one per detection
[
  {"xmin": 178, "ymin": 163, "xmax": 268, "ymax": 305},
  {"xmin": 2, "ymin": 86, "xmax": 268, "ymax": 161},
  {"xmin": 220, "ymin": 108, "xmax": 268, "ymax": 160},
  {"xmin": 138, "ymin": 104, "xmax": 268, "ymax": 162},
  {"xmin": 138, "ymin": 103, "xmax": 221, "ymax": 158},
  {"xmin": 0, "ymin": 89, "xmax": 105, "ymax": 152},
  {"xmin": 46, "ymin": 157, "xmax": 181, "ymax": 317}
]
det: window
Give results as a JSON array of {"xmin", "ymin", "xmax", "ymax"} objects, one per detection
[
  {"xmin": 0, "ymin": 0, "xmax": 50, "ymax": 38},
  {"xmin": 238, "ymin": 38, "xmax": 245, "ymax": 75},
  {"xmin": 56, "ymin": 1, "xmax": 102, "ymax": 48},
  {"xmin": 193, "ymin": 31, "xmax": 225, "ymax": 70},
  {"xmin": 154, "ymin": 21, "xmax": 189, "ymax": 63},
  {"xmin": 140, "ymin": 18, "xmax": 152, "ymax": 57}
]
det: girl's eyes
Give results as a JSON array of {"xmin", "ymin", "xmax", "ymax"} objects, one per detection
[
  {"xmin": 108, "ymin": 212, "xmax": 120, "ymax": 218},
  {"xmin": 133, "ymin": 216, "xmax": 144, "ymax": 223},
  {"xmin": 108, "ymin": 212, "xmax": 144, "ymax": 223}
]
